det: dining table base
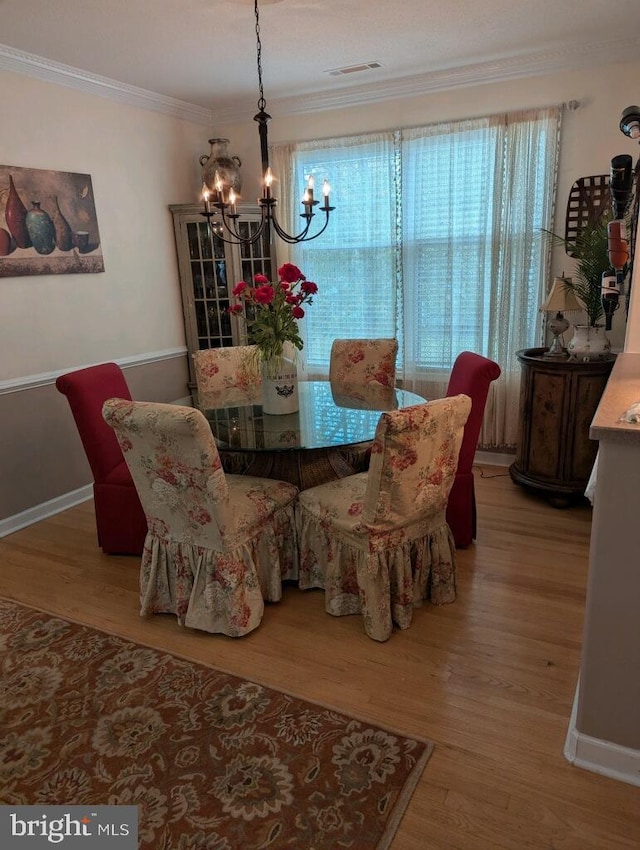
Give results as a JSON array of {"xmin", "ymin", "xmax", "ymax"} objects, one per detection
[
  {"xmin": 202, "ymin": 381, "xmax": 426, "ymax": 491},
  {"xmin": 225, "ymin": 447, "xmax": 357, "ymax": 490}
]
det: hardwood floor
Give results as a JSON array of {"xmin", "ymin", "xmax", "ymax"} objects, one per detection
[{"xmin": 1, "ymin": 465, "xmax": 638, "ymax": 848}]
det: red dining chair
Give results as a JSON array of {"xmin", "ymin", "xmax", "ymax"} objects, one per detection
[
  {"xmin": 56, "ymin": 362, "xmax": 147, "ymax": 555},
  {"xmin": 445, "ymin": 351, "xmax": 501, "ymax": 548}
]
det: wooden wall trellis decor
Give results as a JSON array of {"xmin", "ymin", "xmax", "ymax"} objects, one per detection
[{"xmin": 564, "ymin": 174, "xmax": 610, "ymax": 254}]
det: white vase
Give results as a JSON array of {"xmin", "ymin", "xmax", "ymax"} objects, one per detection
[
  {"xmin": 261, "ymin": 358, "xmax": 299, "ymax": 415},
  {"xmin": 567, "ymin": 324, "xmax": 611, "ymax": 362}
]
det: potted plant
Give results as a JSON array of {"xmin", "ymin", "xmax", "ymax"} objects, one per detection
[{"xmin": 543, "ymin": 214, "xmax": 613, "ymax": 360}]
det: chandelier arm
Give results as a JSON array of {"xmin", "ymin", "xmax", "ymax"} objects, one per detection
[
  {"xmin": 220, "ymin": 206, "xmax": 269, "ymax": 242},
  {"xmin": 270, "ymin": 210, "xmax": 313, "ymax": 244},
  {"xmin": 200, "ymin": 209, "xmax": 269, "ymax": 246},
  {"xmin": 268, "ymin": 209, "xmax": 334, "ymax": 244},
  {"xmin": 297, "ymin": 213, "xmax": 333, "ymax": 242}
]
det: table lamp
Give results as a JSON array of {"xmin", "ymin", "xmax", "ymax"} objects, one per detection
[{"xmin": 540, "ymin": 277, "xmax": 582, "ymax": 359}]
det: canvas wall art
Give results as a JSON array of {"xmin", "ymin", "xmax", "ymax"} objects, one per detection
[{"xmin": 0, "ymin": 164, "xmax": 104, "ymax": 277}]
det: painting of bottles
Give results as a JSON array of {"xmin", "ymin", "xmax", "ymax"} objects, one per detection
[{"xmin": 0, "ymin": 164, "xmax": 104, "ymax": 277}]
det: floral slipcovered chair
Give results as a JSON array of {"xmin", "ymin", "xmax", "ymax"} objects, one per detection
[
  {"xmin": 297, "ymin": 395, "xmax": 471, "ymax": 641},
  {"xmin": 193, "ymin": 345, "xmax": 262, "ymax": 474},
  {"xmin": 329, "ymin": 338, "xmax": 398, "ymax": 388},
  {"xmin": 329, "ymin": 338, "xmax": 399, "ymax": 472},
  {"xmin": 330, "ymin": 381, "xmax": 398, "ymax": 411},
  {"xmin": 102, "ymin": 399, "xmax": 298, "ymax": 637},
  {"xmin": 192, "ymin": 345, "xmax": 261, "ymax": 405}
]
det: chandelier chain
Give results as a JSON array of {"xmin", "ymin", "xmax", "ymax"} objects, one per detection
[
  {"xmin": 199, "ymin": 0, "xmax": 334, "ymax": 245},
  {"xmin": 255, "ymin": 0, "xmax": 266, "ymax": 112}
]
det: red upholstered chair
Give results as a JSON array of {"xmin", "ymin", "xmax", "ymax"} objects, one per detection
[
  {"xmin": 445, "ymin": 351, "xmax": 501, "ymax": 548},
  {"xmin": 55, "ymin": 363, "xmax": 147, "ymax": 555}
]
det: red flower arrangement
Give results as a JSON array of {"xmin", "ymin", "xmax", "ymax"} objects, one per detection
[{"xmin": 229, "ymin": 263, "xmax": 318, "ymax": 365}]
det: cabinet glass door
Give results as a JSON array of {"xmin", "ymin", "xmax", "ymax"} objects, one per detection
[
  {"xmin": 238, "ymin": 221, "xmax": 274, "ymax": 284},
  {"xmin": 170, "ymin": 203, "xmax": 276, "ymax": 389},
  {"xmin": 187, "ymin": 220, "xmax": 233, "ymax": 349},
  {"xmin": 234, "ymin": 221, "xmax": 274, "ymax": 341}
]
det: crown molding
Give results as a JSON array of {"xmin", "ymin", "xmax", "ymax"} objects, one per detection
[
  {"xmin": 212, "ymin": 35, "xmax": 640, "ymax": 123},
  {"xmin": 1, "ymin": 35, "xmax": 637, "ymax": 127},
  {"xmin": 0, "ymin": 43, "xmax": 213, "ymax": 126}
]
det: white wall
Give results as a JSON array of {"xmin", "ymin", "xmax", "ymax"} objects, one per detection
[
  {"xmin": 3, "ymin": 58, "xmax": 639, "ymax": 382},
  {"xmin": 3, "ymin": 59, "xmax": 639, "ymax": 383},
  {"xmin": 0, "ymin": 70, "xmax": 210, "ymax": 381},
  {"xmin": 213, "ymin": 59, "xmax": 640, "ymax": 352}
]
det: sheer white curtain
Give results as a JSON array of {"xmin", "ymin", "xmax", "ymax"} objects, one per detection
[
  {"xmin": 269, "ymin": 143, "xmax": 295, "ymax": 266},
  {"xmin": 271, "ymin": 106, "xmax": 561, "ymax": 446},
  {"xmin": 401, "ymin": 107, "xmax": 561, "ymax": 445},
  {"xmin": 272, "ymin": 133, "xmax": 398, "ymax": 378}
]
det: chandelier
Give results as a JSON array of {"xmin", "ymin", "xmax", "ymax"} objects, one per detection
[{"xmin": 200, "ymin": 0, "xmax": 334, "ymax": 246}]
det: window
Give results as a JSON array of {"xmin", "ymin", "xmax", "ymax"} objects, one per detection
[
  {"xmin": 277, "ymin": 107, "xmax": 560, "ymax": 446},
  {"xmin": 290, "ymin": 134, "xmax": 399, "ymax": 370}
]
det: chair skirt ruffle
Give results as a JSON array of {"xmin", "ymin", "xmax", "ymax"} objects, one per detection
[
  {"xmin": 140, "ymin": 502, "xmax": 298, "ymax": 637},
  {"xmin": 297, "ymin": 504, "xmax": 457, "ymax": 641}
]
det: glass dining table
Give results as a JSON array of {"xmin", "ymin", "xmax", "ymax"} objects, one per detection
[{"xmin": 197, "ymin": 380, "xmax": 426, "ymax": 489}]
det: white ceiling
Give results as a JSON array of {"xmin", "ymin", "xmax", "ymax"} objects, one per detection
[{"xmin": 1, "ymin": 0, "xmax": 640, "ymax": 121}]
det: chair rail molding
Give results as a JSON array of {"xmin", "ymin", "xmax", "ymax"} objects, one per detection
[{"xmin": 0, "ymin": 347, "xmax": 187, "ymax": 395}]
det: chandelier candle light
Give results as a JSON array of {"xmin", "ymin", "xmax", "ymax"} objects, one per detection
[{"xmin": 200, "ymin": 0, "xmax": 334, "ymax": 246}]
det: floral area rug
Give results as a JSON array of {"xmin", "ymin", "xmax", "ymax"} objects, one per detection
[{"xmin": 0, "ymin": 598, "xmax": 432, "ymax": 850}]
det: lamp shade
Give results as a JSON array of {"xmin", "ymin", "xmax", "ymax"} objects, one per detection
[{"xmin": 540, "ymin": 277, "xmax": 582, "ymax": 313}]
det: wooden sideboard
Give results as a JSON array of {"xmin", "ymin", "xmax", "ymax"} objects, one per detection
[{"xmin": 509, "ymin": 347, "xmax": 615, "ymax": 507}]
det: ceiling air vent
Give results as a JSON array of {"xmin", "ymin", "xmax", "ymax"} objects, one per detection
[{"xmin": 326, "ymin": 62, "xmax": 383, "ymax": 77}]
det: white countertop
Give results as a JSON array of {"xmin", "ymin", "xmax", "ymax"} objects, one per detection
[{"xmin": 590, "ymin": 352, "xmax": 640, "ymax": 444}]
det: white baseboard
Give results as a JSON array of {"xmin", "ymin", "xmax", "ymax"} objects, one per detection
[
  {"xmin": 564, "ymin": 682, "xmax": 640, "ymax": 787},
  {"xmin": 0, "ymin": 395, "xmax": 194, "ymax": 539},
  {"xmin": 0, "ymin": 484, "xmax": 93, "ymax": 538},
  {"xmin": 1, "ymin": 429, "xmax": 511, "ymax": 539},
  {"xmin": 475, "ymin": 450, "xmax": 514, "ymax": 467}
]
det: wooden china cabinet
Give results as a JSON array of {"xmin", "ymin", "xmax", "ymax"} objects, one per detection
[
  {"xmin": 509, "ymin": 347, "xmax": 615, "ymax": 507},
  {"xmin": 169, "ymin": 203, "xmax": 275, "ymax": 389}
]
